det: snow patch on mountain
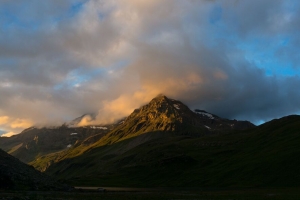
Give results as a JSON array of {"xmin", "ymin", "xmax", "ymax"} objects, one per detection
[
  {"xmin": 205, "ymin": 125, "xmax": 211, "ymax": 129},
  {"xmin": 173, "ymin": 104, "xmax": 180, "ymax": 110},
  {"xmin": 195, "ymin": 110, "xmax": 214, "ymax": 119},
  {"xmin": 90, "ymin": 126, "xmax": 108, "ymax": 130}
]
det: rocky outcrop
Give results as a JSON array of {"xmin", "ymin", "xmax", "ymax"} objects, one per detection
[{"xmin": 95, "ymin": 95, "xmax": 255, "ymax": 145}]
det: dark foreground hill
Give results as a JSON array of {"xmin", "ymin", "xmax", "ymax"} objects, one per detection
[{"xmin": 0, "ymin": 148, "xmax": 71, "ymax": 191}]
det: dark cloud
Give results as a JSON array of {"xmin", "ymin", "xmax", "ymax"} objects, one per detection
[{"xmin": 0, "ymin": 0, "xmax": 300, "ymax": 135}]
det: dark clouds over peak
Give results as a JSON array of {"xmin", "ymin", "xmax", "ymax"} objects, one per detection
[{"xmin": 0, "ymin": 0, "xmax": 300, "ymax": 136}]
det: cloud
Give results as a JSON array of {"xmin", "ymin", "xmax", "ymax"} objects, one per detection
[
  {"xmin": 1, "ymin": 0, "xmax": 300, "ymax": 134},
  {"xmin": 0, "ymin": 116, "xmax": 33, "ymax": 136},
  {"xmin": 0, "ymin": 116, "xmax": 9, "ymax": 125},
  {"xmin": 1, "ymin": 131, "xmax": 17, "ymax": 137},
  {"xmin": 10, "ymin": 119, "xmax": 33, "ymax": 129}
]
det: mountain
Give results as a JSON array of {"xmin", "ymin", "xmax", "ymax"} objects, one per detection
[
  {"xmin": 43, "ymin": 114, "xmax": 300, "ymax": 188},
  {"xmin": 2, "ymin": 95, "xmax": 298, "ymax": 189},
  {"xmin": 0, "ymin": 148, "xmax": 71, "ymax": 191},
  {"xmin": 20, "ymin": 95, "xmax": 252, "ymax": 173},
  {"xmin": 13, "ymin": 94, "xmax": 299, "ymax": 189},
  {"xmin": 26, "ymin": 95, "xmax": 260, "ymax": 185},
  {"xmin": 0, "ymin": 123, "xmax": 116, "ymax": 164},
  {"xmin": 85, "ymin": 95, "xmax": 254, "ymax": 147},
  {"xmin": 3, "ymin": 95, "xmax": 300, "ymax": 189}
]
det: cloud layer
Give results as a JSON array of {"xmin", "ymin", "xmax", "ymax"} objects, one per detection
[{"xmin": 1, "ymin": 0, "xmax": 300, "ymax": 135}]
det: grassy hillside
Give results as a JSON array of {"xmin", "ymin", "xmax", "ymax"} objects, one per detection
[{"xmin": 44, "ymin": 115, "xmax": 300, "ymax": 188}]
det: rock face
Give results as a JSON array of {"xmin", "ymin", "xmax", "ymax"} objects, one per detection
[
  {"xmin": 97, "ymin": 95, "xmax": 255, "ymax": 144},
  {"xmin": 0, "ymin": 148, "xmax": 71, "ymax": 191}
]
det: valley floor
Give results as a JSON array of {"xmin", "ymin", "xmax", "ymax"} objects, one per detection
[{"xmin": 1, "ymin": 188, "xmax": 300, "ymax": 200}]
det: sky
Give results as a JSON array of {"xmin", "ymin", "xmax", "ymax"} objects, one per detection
[{"xmin": 1, "ymin": 0, "xmax": 300, "ymax": 136}]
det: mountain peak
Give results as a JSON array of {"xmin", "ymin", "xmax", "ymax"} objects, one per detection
[
  {"xmin": 150, "ymin": 94, "xmax": 169, "ymax": 103},
  {"xmin": 148, "ymin": 95, "xmax": 187, "ymax": 111},
  {"xmin": 149, "ymin": 94, "xmax": 174, "ymax": 106},
  {"xmin": 92, "ymin": 95, "xmax": 254, "ymax": 146},
  {"xmin": 135, "ymin": 95, "xmax": 188, "ymax": 120},
  {"xmin": 98, "ymin": 95, "xmax": 209, "ymax": 144}
]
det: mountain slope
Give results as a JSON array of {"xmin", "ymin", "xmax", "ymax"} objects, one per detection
[
  {"xmin": 46, "ymin": 115, "xmax": 300, "ymax": 188},
  {"xmin": 0, "ymin": 124, "xmax": 115, "ymax": 164},
  {"xmin": 30, "ymin": 95, "xmax": 254, "ymax": 171},
  {"xmin": 0, "ymin": 148, "xmax": 71, "ymax": 191}
]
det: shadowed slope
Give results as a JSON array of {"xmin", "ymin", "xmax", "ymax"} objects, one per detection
[
  {"xmin": 0, "ymin": 148, "xmax": 71, "ymax": 191},
  {"xmin": 46, "ymin": 115, "xmax": 300, "ymax": 188}
]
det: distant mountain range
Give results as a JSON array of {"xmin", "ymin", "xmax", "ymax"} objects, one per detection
[
  {"xmin": 0, "ymin": 124, "xmax": 116, "ymax": 164},
  {"xmin": 1, "ymin": 95, "xmax": 300, "ymax": 188}
]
